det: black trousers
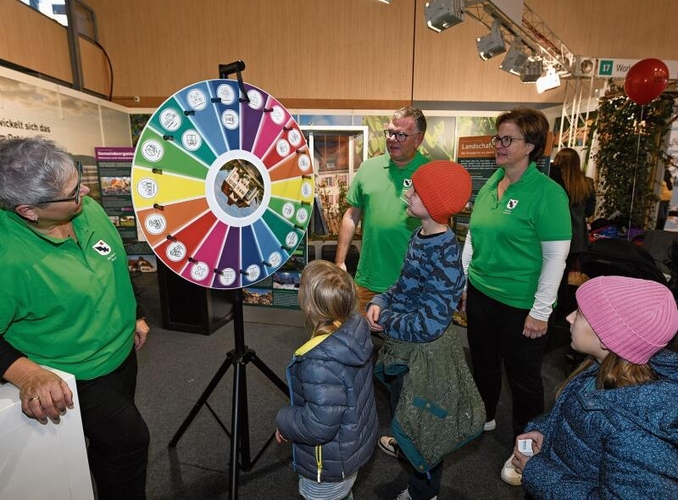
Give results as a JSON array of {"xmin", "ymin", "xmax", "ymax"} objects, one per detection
[
  {"xmin": 466, "ymin": 283, "xmax": 548, "ymax": 439},
  {"xmin": 77, "ymin": 349, "xmax": 150, "ymax": 500}
]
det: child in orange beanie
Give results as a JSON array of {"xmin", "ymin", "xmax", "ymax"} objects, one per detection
[{"xmin": 368, "ymin": 161, "xmax": 485, "ymax": 500}]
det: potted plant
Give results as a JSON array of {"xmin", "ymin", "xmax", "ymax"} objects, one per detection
[{"xmin": 590, "ymin": 82, "xmax": 676, "ymax": 234}]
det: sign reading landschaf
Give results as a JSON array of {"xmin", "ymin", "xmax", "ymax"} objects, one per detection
[{"xmin": 597, "ymin": 58, "xmax": 678, "ymax": 79}]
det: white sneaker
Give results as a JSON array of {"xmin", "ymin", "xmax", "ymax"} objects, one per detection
[
  {"xmin": 395, "ymin": 489, "xmax": 412, "ymax": 500},
  {"xmin": 500, "ymin": 455, "xmax": 522, "ymax": 486},
  {"xmin": 378, "ymin": 436, "xmax": 399, "ymax": 458},
  {"xmin": 483, "ymin": 419, "xmax": 496, "ymax": 431},
  {"xmin": 394, "ymin": 489, "xmax": 437, "ymax": 500}
]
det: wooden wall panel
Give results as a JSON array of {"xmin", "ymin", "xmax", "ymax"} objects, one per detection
[
  {"xmin": 87, "ymin": 0, "xmax": 417, "ymax": 109},
  {"xmin": 413, "ymin": 6, "xmax": 565, "ymax": 105},
  {"xmin": 5, "ymin": 0, "xmax": 678, "ymax": 109},
  {"xmin": 0, "ymin": 1, "xmax": 71, "ymax": 84},
  {"xmin": 80, "ymin": 38, "xmax": 111, "ymax": 98},
  {"xmin": 530, "ymin": 0, "xmax": 678, "ymax": 60},
  {"xmin": 412, "ymin": 0, "xmax": 678, "ymax": 104}
]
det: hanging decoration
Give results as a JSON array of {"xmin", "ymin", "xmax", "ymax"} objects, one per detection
[{"xmin": 624, "ymin": 58, "xmax": 669, "ymax": 105}]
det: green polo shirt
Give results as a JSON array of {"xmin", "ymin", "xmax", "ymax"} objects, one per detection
[
  {"xmin": 468, "ymin": 163, "xmax": 571, "ymax": 309},
  {"xmin": 0, "ymin": 197, "xmax": 136, "ymax": 380},
  {"xmin": 347, "ymin": 151, "xmax": 428, "ymax": 292}
]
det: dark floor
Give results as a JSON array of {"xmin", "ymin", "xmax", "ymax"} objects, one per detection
[{"xmin": 131, "ymin": 271, "xmax": 580, "ymax": 500}]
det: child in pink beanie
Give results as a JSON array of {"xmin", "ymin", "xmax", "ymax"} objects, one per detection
[{"xmin": 512, "ymin": 275, "xmax": 678, "ymax": 499}]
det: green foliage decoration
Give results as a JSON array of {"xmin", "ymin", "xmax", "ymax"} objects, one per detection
[{"xmin": 591, "ymin": 82, "xmax": 675, "ymax": 230}]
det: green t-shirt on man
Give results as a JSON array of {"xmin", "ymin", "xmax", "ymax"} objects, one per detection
[{"xmin": 347, "ymin": 151, "xmax": 428, "ymax": 292}]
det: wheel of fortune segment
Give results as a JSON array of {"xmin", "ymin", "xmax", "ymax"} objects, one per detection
[{"xmin": 131, "ymin": 79, "xmax": 314, "ymax": 289}]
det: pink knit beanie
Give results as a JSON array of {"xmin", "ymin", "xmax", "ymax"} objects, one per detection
[
  {"xmin": 576, "ymin": 276, "xmax": 678, "ymax": 364},
  {"xmin": 411, "ymin": 161, "xmax": 472, "ymax": 224}
]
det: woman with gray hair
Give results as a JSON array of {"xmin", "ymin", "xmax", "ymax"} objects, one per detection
[{"xmin": 0, "ymin": 136, "xmax": 150, "ymax": 499}]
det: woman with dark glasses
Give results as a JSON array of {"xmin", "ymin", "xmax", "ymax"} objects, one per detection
[
  {"xmin": 0, "ymin": 136, "xmax": 150, "ymax": 499},
  {"xmin": 459, "ymin": 108, "xmax": 572, "ymax": 487}
]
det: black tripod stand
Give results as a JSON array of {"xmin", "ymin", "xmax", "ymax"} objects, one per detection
[{"xmin": 168, "ymin": 288, "xmax": 289, "ymax": 499}]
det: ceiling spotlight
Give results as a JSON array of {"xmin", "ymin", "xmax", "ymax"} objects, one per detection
[
  {"xmin": 378, "ymin": 0, "xmax": 391, "ymax": 4},
  {"xmin": 476, "ymin": 19, "xmax": 506, "ymax": 60},
  {"xmin": 500, "ymin": 42, "xmax": 528, "ymax": 75},
  {"xmin": 572, "ymin": 56, "xmax": 597, "ymax": 77},
  {"xmin": 425, "ymin": 0, "xmax": 464, "ymax": 33},
  {"xmin": 520, "ymin": 59, "xmax": 543, "ymax": 83},
  {"xmin": 536, "ymin": 66, "xmax": 561, "ymax": 93}
]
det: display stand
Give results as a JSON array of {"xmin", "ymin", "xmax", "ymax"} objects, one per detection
[
  {"xmin": 168, "ymin": 288, "xmax": 288, "ymax": 499},
  {"xmin": 132, "ymin": 61, "xmax": 312, "ymax": 499}
]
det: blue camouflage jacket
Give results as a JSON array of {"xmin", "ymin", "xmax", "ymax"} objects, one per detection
[{"xmin": 370, "ymin": 227, "xmax": 464, "ymax": 342}]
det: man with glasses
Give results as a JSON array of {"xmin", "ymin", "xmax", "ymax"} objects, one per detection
[{"xmin": 336, "ymin": 106, "xmax": 429, "ymax": 314}]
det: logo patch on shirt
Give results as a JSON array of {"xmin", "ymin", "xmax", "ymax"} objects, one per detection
[
  {"xmin": 92, "ymin": 239, "xmax": 112, "ymax": 256},
  {"xmin": 506, "ymin": 199, "xmax": 519, "ymax": 210},
  {"xmin": 403, "ymin": 179, "xmax": 412, "ymax": 188}
]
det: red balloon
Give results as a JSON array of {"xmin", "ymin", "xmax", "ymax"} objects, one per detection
[{"xmin": 624, "ymin": 58, "xmax": 669, "ymax": 105}]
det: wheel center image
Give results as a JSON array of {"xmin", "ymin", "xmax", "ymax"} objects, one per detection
[{"xmin": 206, "ymin": 150, "xmax": 271, "ymax": 227}]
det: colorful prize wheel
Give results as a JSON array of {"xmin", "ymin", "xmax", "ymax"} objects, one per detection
[{"xmin": 131, "ymin": 79, "xmax": 314, "ymax": 289}]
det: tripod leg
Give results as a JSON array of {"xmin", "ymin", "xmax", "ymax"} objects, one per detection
[
  {"xmin": 169, "ymin": 351, "xmax": 236, "ymax": 448},
  {"xmin": 229, "ymin": 360, "xmax": 246, "ymax": 500},
  {"xmin": 250, "ymin": 352, "xmax": 288, "ymax": 395}
]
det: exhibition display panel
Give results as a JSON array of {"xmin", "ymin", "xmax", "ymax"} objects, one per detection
[{"xmin": 131, "ymin": 72, "xmax": 310, "ymax": 499}]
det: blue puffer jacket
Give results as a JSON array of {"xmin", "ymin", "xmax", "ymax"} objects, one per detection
[
  {"xmin": 275, "ymin": 313, "xmax": 378, "ymax": 482},
  {"xmin": 522, "ymin": 349, "xmax": 678, "ymax": 499}
]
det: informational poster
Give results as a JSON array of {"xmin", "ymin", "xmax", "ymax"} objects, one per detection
[
  {"xmin": 457, "ymin": 135, "xmax": 500, "ymax": 204},
  {"xmin": 0, "ymin": 67, "xmax": 132, "ymax": 213},
  {"xmin": 95, "ymin": 147, "xmax": 137, "ymax": 242},
  {"xmin": 242, "ymin": 233, "xmax": 308, "ymax": 309},
  {"xmin": 124, "ymin": 240, "xmax": 158, "ymax": 274}
]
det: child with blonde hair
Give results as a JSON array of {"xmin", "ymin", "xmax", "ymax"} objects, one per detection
[
  {"xmin": 512, "ymin": 275, "xmax": 678, "ymax": 499},
  {"xmin": 276, "ymin": 260, "xmax": 378, "ymax": 500}
]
